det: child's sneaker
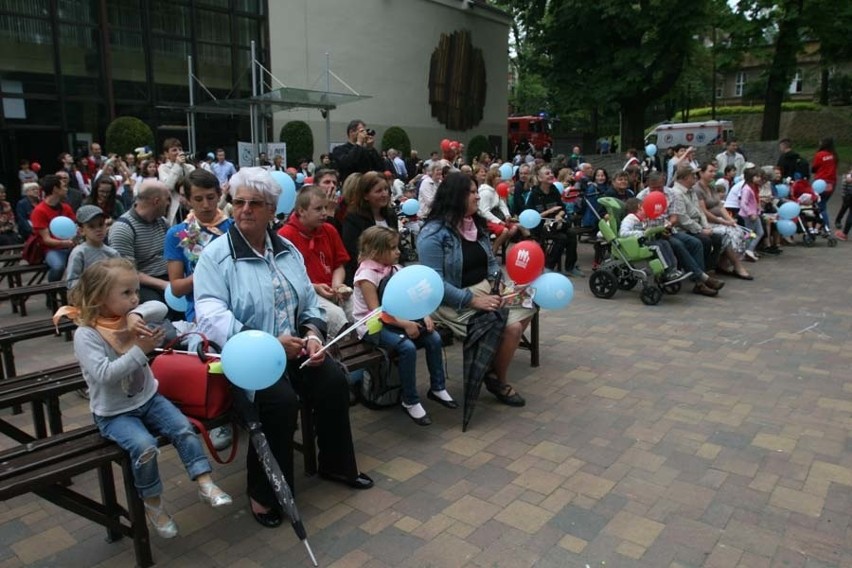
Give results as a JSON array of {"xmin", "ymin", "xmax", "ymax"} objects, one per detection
[
  {"xmin": 835, "ymin": 230, "xmax": 847, "ymax": 241},
  {"xmin": 663, "ymin": 270, "xmax": 692, "ymax": 285}
]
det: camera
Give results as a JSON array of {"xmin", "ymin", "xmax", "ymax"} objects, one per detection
[{"xmin": 366, "ymin": 128, "xmax": 376, "ymax": 137}]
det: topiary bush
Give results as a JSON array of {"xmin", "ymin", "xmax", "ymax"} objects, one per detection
[
  {"xmin": 380, "ymin": 126, "xmax": 411, "ymax": 157},
  {"xmin": 279, "ymin": 121, "xmax": 314, "ymax": 167},
  {"xmin": 466, "ymin": 135, "xmax": 491, "ymax": 163},
  {"xmin": 105, "ymin": 116, "xmax": 154, "ymax": 157}
]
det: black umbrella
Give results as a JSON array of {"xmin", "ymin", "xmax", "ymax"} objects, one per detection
[
  {"xmin": 462, "ymin": 307, "xmax": 507, "ymax": 432},
  {"xmin": 231, "ymin": 389, "xmax": 318, "ymax": 566}
]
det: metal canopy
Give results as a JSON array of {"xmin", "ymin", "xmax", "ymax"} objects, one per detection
[{"xmin": 192, "ymin": 87, "xmax": 370, "ymax": 114}]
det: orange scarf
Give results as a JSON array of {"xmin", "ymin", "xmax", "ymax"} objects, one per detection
[
  {"xmin": 185, "ymin": 210, "xmax": 228, "ymax": 236},
  {"xmin": 53, "ymin": 306, "xmax": 135, "ymax": 354}
]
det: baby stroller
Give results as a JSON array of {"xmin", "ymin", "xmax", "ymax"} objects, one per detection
[
  {"xmin": 789, "ymin": 179, "xmax": 837, "ymax": 248},
  {"xmin": 588, "ymin": 197, "xmax": 681, "ymax": 305}
]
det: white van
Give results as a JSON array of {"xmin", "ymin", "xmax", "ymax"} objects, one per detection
[{"xmin": 645, "ymin": 120, "xmax": 734, "ymax": 149}]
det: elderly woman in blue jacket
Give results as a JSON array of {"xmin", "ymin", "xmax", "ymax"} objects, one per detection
[
  {"xmin": 417, "ymin": 172, "xmax": 534, "ymax": 408},
  {"xmin": 194, "ymin": 168, "xmax": 372, "ymax": 530}
]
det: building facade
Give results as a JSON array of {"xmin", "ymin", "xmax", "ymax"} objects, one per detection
[{"xmin": 0, "ymin": 0, "xmax": 268, "ymax": 190}]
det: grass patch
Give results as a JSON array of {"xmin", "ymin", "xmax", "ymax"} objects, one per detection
[{"xmin": 674, "ymin": 102, "xmax": 821, "ymax": 122}]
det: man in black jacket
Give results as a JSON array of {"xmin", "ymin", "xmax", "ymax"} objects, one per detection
[
  {"xmin": 777, "ymin": 138, "xmax": 803, "ymax": 180},
  {"xmin": 331, "ymin": 119, "xmax": 384, "ymax": 182}
]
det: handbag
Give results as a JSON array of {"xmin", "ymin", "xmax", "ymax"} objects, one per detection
[
  {"xmin": 22, "ymin": 233, "xmax": 44, "ymax": 265},
  {"xmin": 151, "ymin": 332, "xmax": 238, "ymax": 464}
]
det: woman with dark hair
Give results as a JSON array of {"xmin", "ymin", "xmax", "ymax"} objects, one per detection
[
  {"xmin": 341, "ymin": 171, "xmax": 399, "ymax": 286},
  {"xmin": 417, "ymin": 172, "xmax": 534, "ymax": 407},
  {"xmin": 812, "ymin": 137, "xmax": 837, "ymax": 231},
  {"xmin": 87, "ymin": 177, "xmax": 125, "ymax": 224},
  {"xmin": 135, "ymin": 159, "xmax": 159, "ymax": 198}
]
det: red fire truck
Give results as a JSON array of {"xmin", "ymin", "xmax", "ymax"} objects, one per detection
[{"xmin": 507, "ymin": 115, "xmax": 553, "ymax": 157}]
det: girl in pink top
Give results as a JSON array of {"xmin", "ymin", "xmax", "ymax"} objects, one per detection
[{"xmin": 739, "ymin": 168, "xmax": 764, "ymax": 261}]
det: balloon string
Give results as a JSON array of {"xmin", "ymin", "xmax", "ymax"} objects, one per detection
[{"xmin": 298, "ymin": 306, "xmax": 383, "ymax": 369}]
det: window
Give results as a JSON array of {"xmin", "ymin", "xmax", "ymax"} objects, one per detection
[
  {"xmin": 789, "ymin": 69, "xmax": 803, "ymax": 94},
  {"xmin": 735, "ymin": 72, "xmax": 746, "ymax": 97},
  {"xmin": 196, "ymin": 10, "xmax": 230, "ymax": 43}
]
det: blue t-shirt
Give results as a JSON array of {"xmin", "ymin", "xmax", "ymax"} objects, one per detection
[{"xmin": 164, "ymin": 217, "xmax": 233, "ymax": 322}]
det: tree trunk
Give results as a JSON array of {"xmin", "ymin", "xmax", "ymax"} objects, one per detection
[
  {"xmin": 620, "ymin": 102, "xmax": 647, "ymax": 151},
  {"xmin": 819, "ymin": 66, "xmax": 829, "ymax": 106},
  {"xmin": 760, "ymin": 0, "xmax": 804, "ymax": 141}
]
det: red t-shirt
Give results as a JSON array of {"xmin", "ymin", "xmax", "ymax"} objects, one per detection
[
  {"xmin": 811, "ymin": 150, "xmax": 837, "ymax": 189},
  {"xmin": 30, "ymin": 201, "xmax": 76, "ymax": 251},
  {"xmin": 278, "ymin": 217, "xmax": 350, "ymax": 287}
]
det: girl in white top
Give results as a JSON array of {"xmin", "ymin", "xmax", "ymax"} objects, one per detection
[{"xmin": 476, "ymin": 166, "xmax": 521, "ymax": 253}]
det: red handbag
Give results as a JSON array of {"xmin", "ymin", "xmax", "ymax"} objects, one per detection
[{"xmin": 151, "ymin": 333, "xmax": 238, "ymax": 464}]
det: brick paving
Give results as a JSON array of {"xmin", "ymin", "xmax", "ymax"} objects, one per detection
[{"xmin": 1, "ymin": 235, "xmax": 852, "ymax": 567}]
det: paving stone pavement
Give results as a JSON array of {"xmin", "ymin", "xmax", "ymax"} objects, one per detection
[{"xmin": 1, "ymin": 235, "xmax": 851, "ymax": 567}]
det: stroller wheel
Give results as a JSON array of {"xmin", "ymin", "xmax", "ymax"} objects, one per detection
[
  {"xmin": 617, "ymin": 275, "xmax": 638, "ymax": 290},
  {"xmin": 589, "ymin": 270, "xmax": 618, "ymax": 299},
  {"xmin": 828, "ymin": 237, "xmax": 838, "ymax": 248},
  {"xmin": 803, "ymin": 235, "xmax": 815, "ymax": 247},
  {"xmin": 662, "ymin": 282, "xmax": 681, "ymax": 295},
  {"xmin": 640, "ymin": 285, "xmax": 663, "ymax": 306}
]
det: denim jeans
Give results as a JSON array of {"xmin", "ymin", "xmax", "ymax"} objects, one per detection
[
  {"xmin": 365, "ymin": 326, "xmax": 446, "ymax": 405},
  {"xmin": 45, "ymin": 248, "xmax": 70, "ymax": 282},
  {"xmin": 743, "ymin": 216, "xmax": 764, "ymax": 252},
  {"xmin": 94, "ymin": 394, "xmax": 211, "ymax": 499},
  {"xmin": 817, "ymin": 188, "xmax": 833, "ymax": 229},
  {"xmin": 669, "ymin": 232, "xmax": 705, "ymax": 281}
]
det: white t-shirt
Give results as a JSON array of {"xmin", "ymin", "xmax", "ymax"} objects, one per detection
[{"xmin": 352, "ymin": 259, "xmax": 396, "ymax": 338}]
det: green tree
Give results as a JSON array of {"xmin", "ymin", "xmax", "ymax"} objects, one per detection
[
  {"xmin": 543, "ymin": 0, "xmax": 711, "ymax": 149},
  {"xmin": 104, "ymin": 116, "xmax": 154, "ymax": 157},
  {"xmin": 278, "ymin": 121, "xmax": 314, "ymax": 168}
]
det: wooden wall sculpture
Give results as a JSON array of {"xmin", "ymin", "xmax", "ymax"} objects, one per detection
[{"xmin": 428, "ymin": 30, "xmax": 487, "ymax": 131}]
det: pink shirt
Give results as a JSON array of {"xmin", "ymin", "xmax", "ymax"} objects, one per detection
[{"xmin": 352, "ymin": 259, "xmax": 397, "ymax": 337}]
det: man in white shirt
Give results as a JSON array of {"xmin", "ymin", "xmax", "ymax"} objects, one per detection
[
  {"xmin": 210, "ymin": 148, "xmax": 237, "ymax": 192},
  {"xmin": 715, "ymin": 141, "xmax": 746, "ymax": 177},
  {"xmin": 157, "ymin": 138, "xmax": 195, "ymax": 226}
]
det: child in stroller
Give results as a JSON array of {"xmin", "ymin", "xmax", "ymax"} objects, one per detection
[{"xmin": 619, "ymin": 198, "xmax": 691, "ymax": 285}]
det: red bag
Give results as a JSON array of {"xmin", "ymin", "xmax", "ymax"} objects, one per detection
[
  {"xmin": 22, "ymin": 234, "xmax": 44, "ymax": 265},
  {"xmin": 151, "ymin": 333, "xmax": 238, "ymax": 464}
]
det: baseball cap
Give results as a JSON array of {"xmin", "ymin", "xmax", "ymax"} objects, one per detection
[{"xmin": 76, "ymin": 205, "xmax": 106, "ymax": 225}]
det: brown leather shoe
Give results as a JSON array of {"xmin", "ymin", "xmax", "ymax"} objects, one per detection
[
  {"xmin": 704, "ymin": 277, "xmax": 725, "ymax": 291},
  {"xmin": 693, "ymin": 282, "xmax": 718, "ymax": 297}
]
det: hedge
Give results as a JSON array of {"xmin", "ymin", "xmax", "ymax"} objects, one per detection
[
  {"xmin": 279, "ymin": 121, "xmax": 314, "ymax": 167},
  {"xmin": 381, "ymin": 126, "xmax": 411, "ymax": 157},
  {"xmin": 105, "ymin": 116, "xmax": 155, "ymax": 157},
  {"xmin": 674, "ymin": 102, "xmax": 821, "ymax": 121},
  {"xmin": 466, "ymin": 135, "xmax": 491, "ymax": 163}
]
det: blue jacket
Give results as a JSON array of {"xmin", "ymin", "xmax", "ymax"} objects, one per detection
[
  {"xmin": 193, "ymin": 225, "xmax": 326, "ymax": 351},
  {"xmin": 417, "ymin": 221, "xmax": 499, "ymax": 310}
]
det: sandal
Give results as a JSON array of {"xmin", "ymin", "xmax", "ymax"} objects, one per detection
[
  {"xmin": 144, "ymin": 500, "xmax": 178, "ymax": 539},
  {"xmin": 484, "ymin": 374, "xmax": 526, "ymax": 407}
]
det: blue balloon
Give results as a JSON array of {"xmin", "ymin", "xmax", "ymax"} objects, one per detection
[
  {"xmin": 734, "ymin": 175, "xmax": 743, "ymax": 184},
  {"xmin": 164, "ymin": 284, "xmax": 188, "ymax": 312},
  {"xmin": 401, "ymin": 199, "xmax": 420, "ymax": 216},
  {"xmin": 774, "ymin": 184, "xmax": 790, "ymax": 199},
  {"xmin": 295, "ymin": 172, "xmax": 305, "ymax": 184},
  {"xmin": 812, "ymin": 179, "xmax": 827, "ymax": 194},
  {"xmin": 645, "ymin": 143, "xmax": 657, "ymax": 157},
  {"xmin": 221, "ymin": 330, "xmax": 287, "ymax": 390},
  {"xmin": 776, "ymin": 219, "xmax": 797, "ymax": 237},
  {"xmin": 778, "ymin": 202, "xmax": 801, "ymax": 220},
  {"xmin": 381, "ymin": 265, "xmax": 443, "ymax": 321},
  {"xmin": 49, "ymin": 216, "xmax": 77, "ymax": 240},
  {"xmin": 519, "ymin": 209, "xmax": 542, "ymax": 229},
  {"xmin": 499, "ymin": 163, "xmax": 513, "ymax": 181},
  {"xmin": 270, "ymin": 171, "xmax": 297, "ymax": 215},
  {"xmin": 531, "ymin": 272, "xmax": 574, "ymax": 309},
  {"xmin": 554, "ymin": 181, "xmax": 565, "ymax": 194}
]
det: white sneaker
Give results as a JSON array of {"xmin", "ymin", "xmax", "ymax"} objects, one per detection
[
  {"xmin": 210, "ymin": 425, "xmax": 233, "ymax": 451},
  {"xmin": 744, "ymin": 250, "xmax": 759, "ymax": 262}
]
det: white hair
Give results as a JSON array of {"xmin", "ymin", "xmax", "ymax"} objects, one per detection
[{"xmin": 228, "ymin": 167, "xmax": 282, "ymax": 206}]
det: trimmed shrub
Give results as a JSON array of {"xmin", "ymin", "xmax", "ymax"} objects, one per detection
[
  {"xmin": 466, "ymin": 135, "xmax": 491, "ymax": 163},
  {"xmin": 279, "ymin": 121, "xmax": 314, "ymax": 167},
  {"xmin": 381, "ymin": 126, "xmax": 411, "ymax": 157},
  {"xmin": 105, "ymin": 116, "xmax": 154, "ymax": 157},
  {"xmin": 674, "ymin": 102, "xmax": 821, "ymax": 121}
]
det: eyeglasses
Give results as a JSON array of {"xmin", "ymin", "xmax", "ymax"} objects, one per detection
[{"xmin": 233, "ymin": 198, "xmax": 267, "ymax": 209}]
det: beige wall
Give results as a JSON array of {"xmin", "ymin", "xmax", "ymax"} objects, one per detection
[{"xmin": 267, "ymin": 0, "xmax": 510, "ymax": 158}]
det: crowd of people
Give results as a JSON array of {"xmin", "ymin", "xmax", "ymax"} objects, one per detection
[{"xmin": 7, "ymin": 118, "xmax": 846, "ymax": 540}]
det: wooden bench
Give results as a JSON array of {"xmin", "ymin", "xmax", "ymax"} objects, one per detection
[
  {"xmin": 0, "ymin": 280, "xmax": 68, "ymax": 317},
  {"xmin": 0, "ymin": 362, "xmax": 83, "ymax": 443},
  {"xmin": 0, "ymin": 318, "xmax": 76, "ymax": 383},
  {"xmin": 0, "ymin": 425, "xmax": 154, "ymax": 567},
  {"xmin": 0, "ymin": 263, "xmax": 48, "ymax": 287}
]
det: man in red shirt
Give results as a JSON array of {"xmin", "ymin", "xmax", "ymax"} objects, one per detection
[
  {"xmin": 278, "ymin": 186, "xmax": 352, "ymax": 337},
  {"xmin": 30, "ymin": 174, "xmax": 76, "ymax": 281}
]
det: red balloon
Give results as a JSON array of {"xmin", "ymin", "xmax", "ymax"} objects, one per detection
[
  {"xmin": 286, "ymin": 167, "xmax": 298, "ymax": 175},
  {"xmin": 496, "ymin": 182, "xmax": 510, "ymax": 198},
  {"xmin": 304, "ymin": 177, "xmax": 314, "ymax": 184},
  {"xmin": 440, "ymin": 139, "xmax": 451, "ymax": 152},
  {"xmin": 383, "ymin": 170, "xmax": 393, "ymax": 179},
  {"xmin": 31, "ymin": 162, "xmax": 41, "ymax": 173},
  {"xmin": 642, "ymin": 191, "xmax": 668, "ymax": 220},
  {"xmin": 506, "ymin": 241, "xmax": 545, "ymax": 285},
  {"xmin": 449, "ymin": 141, "xmax": 460, "ymax": 151}
]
